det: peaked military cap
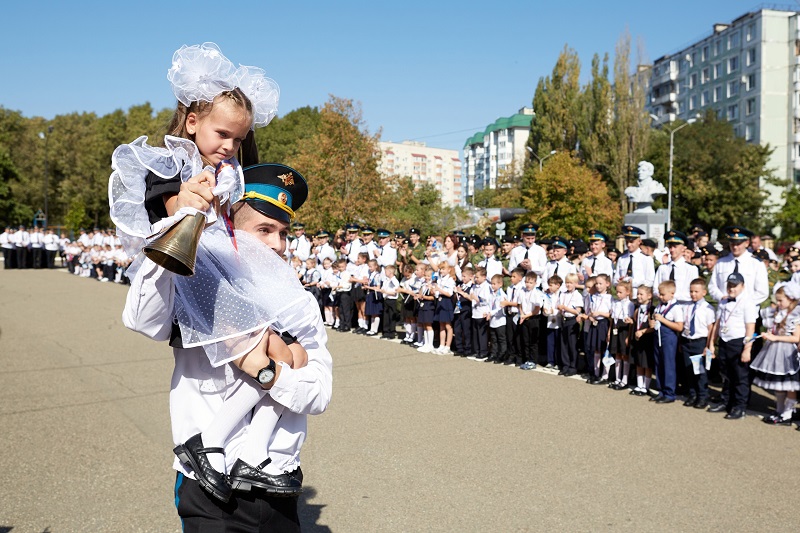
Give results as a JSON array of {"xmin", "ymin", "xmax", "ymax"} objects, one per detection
[
  {"xmin": 519, "ymin": 223, "xmax": 539, "ymax": 235},
  {"xmin": 394, "ymin": 231, "xmax": 406, "ymax": 238},
  {"xmin": 641, "ymin": 238, "xmax": 657, "ymax": 248},
  {"xmin": 241, "ymin": 163, "xmax": 308, "ymax": 224},
  {"xmin": 700, "ymin": 245, "xmax": 719, "ymax": 257},
  {"xmin": 376, "ymin": 228, "xmax": 391, "ymax": 238},
  {"xmin": 345, "ymin": 223, "xmax": 360, "ymax": 232},
  {"xmin": 551, "ymin": 236, "xmax": 568, "ymax": 249},
  {"xmin": 622, "ymin": 225, "xmax": 645, "ymax": 239},
  {"xmin": 721, "ymin": 226, "xmax": 753, "ymax": 241},
  {"xmin": 588, "ymin": 229, "xmax": 609, "ymax": 242},
  {"xmin": 315, "ymin": 229, "xmax": 329, "ymax": 238},
  {"xmin": 360, "ymin": 226, "xmax": 375, "ymax": 235},
  {"xmin": 664, "ymin": 230, "xmax": 689, "ymax": 246},
  {"xmin": 291, "ymin": 222, "xmax": 305, "ymax": 230},
  {"xmin": 482, "ymin": 237, "xmax": 499, "ymax": 248},
  {"xmin": 409, "ymin": 227, "xmax": 421, "ymax": 235}
]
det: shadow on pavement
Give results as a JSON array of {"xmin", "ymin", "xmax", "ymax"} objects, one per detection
[{"xmin": 298, "ymin": 487, "xmax": 331, "ymax": 533}]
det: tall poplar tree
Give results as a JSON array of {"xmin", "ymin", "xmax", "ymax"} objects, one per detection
[{"xmin": 528, "ymin": 45, "xmax": 582, "ymax": 161}]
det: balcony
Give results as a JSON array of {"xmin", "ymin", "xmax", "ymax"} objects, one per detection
[
  {"xmin": 650, "ymin": 65, "xmax": 679, "ymax": 88},
  {"xmin": 794, "ymin": 132, "xmax": 800, "ymax": 143},
  {"xmin": 651, "ymin": 92, "xmax": 677, "ymax": 106},
  {"xmin": 651, "ymin": 113, "xmax": 677, "ymax": 125}
]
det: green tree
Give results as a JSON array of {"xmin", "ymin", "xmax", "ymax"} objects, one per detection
[
  {"xmin": 256, "ymin": 106, "xmax": 321, "ymax": 164},
  {"xmin": 290, "ymin": 96, "xmax": 386, "ymax": 231},
  {"xmin": 773, "ymin": 185, "xmax": 800, "ymax": 242},
  {"xmin": 645, "ymin": 111, "xmax": 772, "ymax": 232},
  {"xmin": 578, "ymin": 53, "xmax": 613, "ymax": 177},
  {"xmin": 528, "ymin": 45, "xmax": 582, "ymax": 160},
  {"xmin": 63, "ymin": 197, "xmax": 90, "ymax": 232},
  {"xmin": 520, "ymin": 152, "xmax": 622, "ymax": 238}
]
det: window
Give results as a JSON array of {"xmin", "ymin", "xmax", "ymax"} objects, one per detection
[
  {"xmin": 746, "ymin": 23, "xmax": 755, "ymax": 42},
  {"xmin": 746, "ymin": 48, "xmax": 756, "ymax": 66},
  {"xmin": 728, "ymin": 80, "xmax": 739, "ymax": 97},
  {"xmin": 714, "ymin": 40, "xmax": 722, "ymax": 56},
  {"xmin": 714, "ymin": 85, "xmax": 722, "ymax": 102},
  {"xmin": 702, "ymin": 67, "xmax": 710, "ymax": 83},
  {"xmin": 745, "ymin": 123, "xmax": 754, "ymax": 142},
  {"xmin": 729, "ymin": 32, "xmax": 740, "ymax": 50},
  {"xmin": 701, "ymin": 90, "xmax": 710, "ymax": 105},
  {"xmin": 727, "ymin": 104, "xmax": 739, "ymax": 120},
  {"xmin": 716, "ymin": 108, "xmax": 725, "ymax": 119},
  {"xmin": 702, "ymin": 46, "xmax": 709, "ymax": 61},
  {"xmin": 713, "ymin": 63, "xmax": 721, "ymax": 79},
  {"xmin": 690, "ymin": 94, "xmax": 698, "ymax": 110},
  {"xmin": 728, "ymin": 56, "xmax": 739, "ymax": 73},
  {"xmin": 690, "ymin": 72, "xmax": 698, "ymax": 88},
  {"xmin": 746, "ymin": 98, "xmax": 756, "ymax": 115},
  {"xmin": 692, "ymin": 51, "xmax": 698, "ymax": 65},
  {"xmin": 746, "ymin": 73, "xmax": 756, "ymax": 91}
]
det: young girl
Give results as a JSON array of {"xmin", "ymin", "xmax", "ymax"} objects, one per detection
[
  {"xmin": 351, "ymin": 252, "xmax": 370, "ymax": 333},
  {"xmin": 396, "ymin": 264, "xmax": 419, "ymax": 345},
  {"xmin": 751, "ymin": 282, "xmax": 800, "ymax": 424},
  {"xmin": 378, "ymin": 264, "xmax": 400, "ymax": 339},
  {"xmin": 433, "ymin": 262, "xmax": 456, "ymax": 354},
  {"xmin": 630, "ymin": 285, "xmax": 656, "ymax": 396},
  {"xmin": 110, "ymin": 43, "xmax": 311, "ymax": 502},
  {"xmin": 585, "ymin": 273, "xmax": 613, "ymax": 384},
  {"xmin": 415, "ymin": 265, "xmax": 437, "ymax": 352},
  {"xmin": 318, "ymin": 257, "xmax": 335, "ymax": 326},
  {"xmin": 608, "ymin": 280, "xmax": 635, "ymax": 390},
  {"xmin": 364, "ymin": 259, "xmax": 384, "ymax": 336}
]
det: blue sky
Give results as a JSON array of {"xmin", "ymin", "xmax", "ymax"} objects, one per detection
[{"xmin": 0, "ymin": 0, "xmax": 773, "ymax": 152}]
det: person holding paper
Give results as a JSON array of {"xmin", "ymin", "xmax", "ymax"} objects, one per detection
[{"xmin": 679, "ymin": 279, "xmax": 717, "ymax": 409}]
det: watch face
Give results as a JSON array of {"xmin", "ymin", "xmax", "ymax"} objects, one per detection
[{"xmin": 258, "ymin": 368, "xmax": 275, "ymax": 384}]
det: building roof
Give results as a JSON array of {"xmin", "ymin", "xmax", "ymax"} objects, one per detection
[{"xmin": 464, "ymin": 112, "xmax": 534, "ymax": 147}]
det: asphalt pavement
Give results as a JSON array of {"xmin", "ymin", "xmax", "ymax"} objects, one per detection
[{"xmin": 1, "ymin": 269, "xmax": 799, "ymax": 532}]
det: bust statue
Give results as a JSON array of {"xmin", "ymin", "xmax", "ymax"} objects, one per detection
[{"xmin": 624, "ymin": 161, "xmax": 666, "ymax": 213}]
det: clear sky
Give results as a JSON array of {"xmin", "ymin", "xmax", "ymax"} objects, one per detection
[{"xmin": 0, "ymin": 0, "xmax": 775, "ymax": 152}]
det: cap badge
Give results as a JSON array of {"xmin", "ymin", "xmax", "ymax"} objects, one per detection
[
  {"xmin": 278, "ymin": 192, "xmax": 288, "ymax": 205},
  {"xmin": 278, "ymin": 172, "xmax": 295, "ymax": 187}
]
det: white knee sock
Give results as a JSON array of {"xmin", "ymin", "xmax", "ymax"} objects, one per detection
[
  {"xmin": 781, "ymin": 396, "xmax": 796, "ymax": 420},
  {"xmin": 637, "ymin": 374, "xmax": 644, "ymax": 389},
  {"xmin": 371, "ymin": 317, "xmax": 380, "ymax": 333},
  {"xmin": 621, "ymin": 361, "xmax": 630, "ymax": 385},
  {"xmin": 416, "ymin": 324, "xmax": 424, "ymax": 343},
  {"xmin": 775, "ymin": 391, "xmax": 786, "ymax": 413},
  {"xmin": 324, "ymin": 308, "xmax": 333, "ymax": 324},
  {"xmin": 593, "ymin": 353, "xmax": 601, "ymax": 375},
  {"xmin": 404, "ymin": 323, "xmax": 413, "ymax": 340},
  {"xmin": 644, "ymin": 375, "xmax": 651, "ymax": 390},
  {"xmin": 240, "ymin": 396, "xmax": 284, "ymax": 468},
  {"xmin": 201, "ymin": 378, "xmax": 266, "ymax": 473},
  {"xmin": 358, "ymin": 318, "xmax": 367, "ymax": 329}
]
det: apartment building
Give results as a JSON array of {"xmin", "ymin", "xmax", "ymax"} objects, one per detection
[
  {"xmin": 377, "ymin": 141, "xmax": 463, "ymax": 207},
  {"xmin": 463, "ymin": 108, "xmax": 534, "ymax": 201},
  {"xmin": 648, "ymin": 8, "xmax": 800, "ymax": 209}
]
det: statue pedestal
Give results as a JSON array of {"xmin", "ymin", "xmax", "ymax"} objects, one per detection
[{"xmin": 624, "ymin": 210, "xmax": 667, "ymax": 247}]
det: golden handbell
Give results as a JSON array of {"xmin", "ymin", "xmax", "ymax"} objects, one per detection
[{"xmin": 143, "ymin": 212, "xmax": 206, "ymax": 276}]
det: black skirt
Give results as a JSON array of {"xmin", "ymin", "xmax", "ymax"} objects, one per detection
[{"xmin": 608, "ymin": 320, "xmax": 631, "ymax": 356}]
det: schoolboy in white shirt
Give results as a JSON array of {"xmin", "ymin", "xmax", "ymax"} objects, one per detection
[
  {"xmin": 706, "ymin": 272, "xmax": 757, "ymax": 419},
  {"xmin": 679, "ymin": 278, "xmax": 717, "ymax": 408}
]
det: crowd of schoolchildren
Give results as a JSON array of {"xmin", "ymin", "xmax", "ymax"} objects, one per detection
[
  {"xmin": 288, "ymin": 221, "xmax": 800, "ymax": 427},
  {"xmin": 1, "ymin": 226, "xmax": 132, "ymax": 283}
]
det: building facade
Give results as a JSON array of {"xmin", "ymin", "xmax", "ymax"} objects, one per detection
[
  {"xmin": 377, "ymin": 141, "xmax": 463, "ymax": 207},
  {"xmin": 463, "ymin": 108, "xmax": 534, "ymax": 202},
  {"xmin": 648, "ymin": 8, "xmax": 800, "ymax": 210}
]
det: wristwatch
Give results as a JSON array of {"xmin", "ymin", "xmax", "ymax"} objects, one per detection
[{"xmin": 256, "ymin": 358, "xmax": 277, "ymax": 385}]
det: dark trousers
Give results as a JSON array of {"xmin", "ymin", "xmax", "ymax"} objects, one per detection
[
  {"xmin": 32, "ymin": 247, "xmax": 43, "ymax": 268},
  {"xmin": 680, "ymin": 337, "xmax": 709, "ymax": 401},
  {"xmin": 453, "ymin": 309, "xmax": 472, "ymax": 354},
  {"xmin": 546, "ymin": 328, "xmax": 559, "ymax": 366},
  {"xmin": 15, "ymin": 246, "xmax": 27, "ymax": 269},
  {"xmin": 505, "ymin": 316, "xmax": 519, "ymax": 359},
  {"xmin": 654, "ymin": 328, "xmax": 679, "ymax": 399},
  {"xmin": 472, "ymin": 317, "xmax": 488, "ymax": 357},
  {"xmin": 488, "ymin": 325, "xmax": 507, "ymax": 359},
  {"xmin": 718, "ymin": 337, "xmax": 750, "ymax": 411},
  {"xmin": 559, "ymin": 318, "xmax": 579, "ymax": 373},
  {"xmin": 2, "ymin": 247, "xmax": 14, "ymax": 269},
  {"xmin": 175, "ymin": 473, "xmax": 300, "ymax": 533},
  {"xmin": 382, "ymin": 299, "xmax": 399, "ymax": 337},
  {"xmin": 339, "ymin": 290, "xmax": 355, "ymax": 330},
  {"xmin": 45, "ymin": 249, "xmax": 57, "ymax": 268},
  {"xmin": 519, "ymin": 317, "xmax": 540, "ymax": 363}
]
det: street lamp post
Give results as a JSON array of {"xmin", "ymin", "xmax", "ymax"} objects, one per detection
[
  {"xmin": 649, "ymin": 115, "xmax": 695, "ymax": 231},
  {"xmin": 38, "ymin": 125, "xmax": 54, "ymax": 228},
  {"xmin": 526, "ymin": 147, "xmax": 557, "ymax": 172}
]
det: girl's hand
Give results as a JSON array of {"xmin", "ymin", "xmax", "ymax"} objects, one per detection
[
  {"xmin": 623, "ymin": 317, "xmax": 633, "ymax": 324},
  {"xmin": 167, "ymin": 171, "xmax": 217, "ymax": 215},
  {"xmin": 761, "ymin": 331, "xmax": 775, "ymax": 342}
]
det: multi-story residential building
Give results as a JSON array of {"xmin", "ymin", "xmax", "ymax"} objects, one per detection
[
  {"xmin": 377, "ymin": 141, "xmax": 463, "ymax": 207},
  {"xmin": 648, "ymin": 8, "xmax": 800, "ymax": 211},
  {"xmin": 463, "ymin": 108, "xmax": 534, "ymax": 202}
]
